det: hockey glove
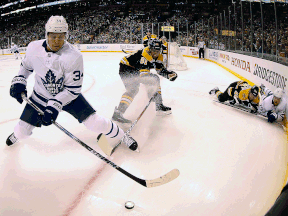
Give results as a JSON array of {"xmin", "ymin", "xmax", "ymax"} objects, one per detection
[
  {"xmin": 267, "ymin": 110, "xmax": 277, "ymax": 123},
  {"xmin": 229, "ymin": 99, "xmax": 236, "ymax": 105},
  {"xmin": 158, "ymin": 68, "xmax": 178, "ymax": 81},
  {"xmin": 248, "ymin": 103, "xmax": 257, "ymax": 114},
  {"xmin": 10, "ymin": 75, "xmax": 27, "ymax": 104},
  {"xmin": 42, "ymin": 99, "xmax": 62, "ymax": 126},
  {"xmin": 260, "ymin": 84, "xmax": 266, "ymax": 95},
  {"xmin": 229, "ymin": 96, "xmax": 240, "ymax": 105},
  {"xmin": 250, "ymin": 108, "xmax": 257, "ymax": 114}
]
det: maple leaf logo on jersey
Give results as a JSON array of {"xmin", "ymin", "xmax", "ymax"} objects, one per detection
[{"xmin": 41, "ymin": 70, "xmax": 63, "ymax": 96}]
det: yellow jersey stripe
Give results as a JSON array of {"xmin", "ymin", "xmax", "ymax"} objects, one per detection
[{"xmin": 122, "ymin": 95, "xmax": 133, "ymax": 101}]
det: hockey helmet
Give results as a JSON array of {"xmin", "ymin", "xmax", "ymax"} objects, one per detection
[
  {"xmin": 160, "ymin": 36, "xmax": 167, "ymax": 43},
  {"xmin": 148, "ymin": 38, "xmax": 162, "ymax": 51},
  {"xmin": 250, "ymin": 85, "xmax": 259, "ymax": 97},
  {"xmin": 45, "ymin": 15, "xmax": 68, "ymax": 39},
  {"xmin": 273, "ymin": 88, "xmax": 284, "ymax": 99}
]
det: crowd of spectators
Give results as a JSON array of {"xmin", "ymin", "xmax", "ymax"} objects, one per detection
[
  {"xmin": 0, "ymin": 1, "xmax": 287, "ymax": 64},
  {"xmin": 0, "ymin": 8, "xmax": 116, "ymax": 48},
  {"xmin": 190, "ymin": 2, "xmax": 288, "ymax": 63}
]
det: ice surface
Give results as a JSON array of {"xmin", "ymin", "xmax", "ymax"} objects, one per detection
[{"xmin": 0, "ymin": 53, "xmax": 286, "ymax": 216}]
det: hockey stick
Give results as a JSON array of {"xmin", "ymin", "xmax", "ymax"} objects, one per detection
[
  {"xmin": 213, "ymin": 99, "xmax": 286, "ymax": 131},
  {"xmin": 21, "ymin": 93, "xmax": 180, "ymax": 187},
  {"xmin": 122, "ymin": 49, "xmax": 129, "ymax": 54},
  {"xmin": 108, "ymin": 92, "xmax": 158, "ymax": 156}
]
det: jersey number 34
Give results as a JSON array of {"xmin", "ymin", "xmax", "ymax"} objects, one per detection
[{"xmin": 73, "ymin": 71, "xmax": 83, "ymax": 81}]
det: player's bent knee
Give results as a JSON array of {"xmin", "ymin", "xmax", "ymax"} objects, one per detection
[
  {"xmin": 14, "ymin": 120, "xmax": 34, "ymax": 139},
  {"xmin": 142, "ymin": 74, "xmax": 160, "ymax": 86}
]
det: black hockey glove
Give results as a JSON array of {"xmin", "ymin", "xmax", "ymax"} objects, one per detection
[
  {"xmin": 229, "ymin": 96, "xmax": 240, "ymax": 105},
  {"xmin": 229, "ymin": 99, "xmax": 236, "ymax": 105},
  {"xmin": 158, "ymin": 68, "xmax": 178, "ymax": 81},
  {"xmin": 10, "ymin": 75, "xmax": 27, "ymax": 104},
  {"xmin": 267, "ymin": 110, "xmax": 277, "ymax": 123},
  {"xmin": 247, "ymin": 103, "xmax": 257, "ymax": 114},
  {"xmin": 42, "ymin": 99, "xmax": 62, "ymax": 126}
]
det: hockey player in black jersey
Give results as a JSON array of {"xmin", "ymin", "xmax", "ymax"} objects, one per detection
[
  {"xmin": 112, "ymin": 38, "xmax": 178, "ymax": 124},
  {"xmin": 209, "ymin": 81, "xmax": 260, "ymax": 113},
  {"xmin": 160, "ymin": 36, "xmax": 168, "ymax": 67},
  {"xmin": 142, "ymin": 31, "xmax": 158, "ymax": 48}
]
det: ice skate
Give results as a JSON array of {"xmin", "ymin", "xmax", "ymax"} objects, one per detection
[
  {"xmin": 112, "ymin": 107, "xmax": 132, "ymax": 124},
  {"xmin": 156, "ymin": 104, "xmax": 172, "ymax": 116},
  {"xmin": 209, "ymin": 87, "xmax": 219, "ymax": 95},
  {"xmin": 122, "ymin": 134, "xmax": 139, "ymax": 152},
  {"xmin": 6, "ymin": 132, "xmax": 18, "ymax": 146}
]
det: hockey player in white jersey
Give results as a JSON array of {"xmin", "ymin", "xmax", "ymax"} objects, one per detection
[
  {"xmin": 258, "ymin": 84, "xmax": 286, "ymax": 123},
  {"xmin": 6, "ymin": 15, "xmax": 139, "ymax": 152},
  {"xmin": 11, "ymin": 42, "xmax": 21, "ymax": 60}
]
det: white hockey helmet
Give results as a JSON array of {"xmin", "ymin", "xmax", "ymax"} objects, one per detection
[
  {"xmin": 45, "ymin": 15, "xmax": 68, "ymax": 39},
  {"xmin": 273, "ymin": 88, "xmax": 284, "ymax": 99}
]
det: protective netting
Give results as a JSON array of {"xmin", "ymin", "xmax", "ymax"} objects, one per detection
[{"xmin": 167, "ymin": 42, "xmax": 188, "ymax": 71}]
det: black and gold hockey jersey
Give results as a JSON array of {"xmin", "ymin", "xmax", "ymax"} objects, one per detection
[
  {"xmin": 237, "ymin": 88, "xmax": 260, "ymax": 107},
  {"xmin": 162, "ymin": 41, "xmax": 168, "ymax": 55},
  {"xmin": 120, "ymin": 47, "xmax": 164, "ymax": 76},
  {"xmin": 143, "ymin": 34, "xmax": 158, "ymax": 47},
  {"xmin": 226, "ymin": 81, "xmax": 249, "ymax": 98},
  {"xmin": 225, "ymin": 81, "xmax": 260, "ymax": 109}
]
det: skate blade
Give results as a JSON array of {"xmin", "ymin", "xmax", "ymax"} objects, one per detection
[{"xmin": 156, "ymin": 111, "xmax": 172, "ymax": 116}]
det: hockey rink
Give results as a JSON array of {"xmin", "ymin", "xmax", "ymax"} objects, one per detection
[{"xmin": 0, "ymin": 52, "xmax": 287, "ymax": 216}]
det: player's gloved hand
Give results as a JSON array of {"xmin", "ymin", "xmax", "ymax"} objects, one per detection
[
  {"xmin": 248, "ymin": 103, "xmax": 257, "ymax": 113},
  {"xmin": 42, "ymin": 99, "xmax": 62, "ymax": 126},
  {"xmin": 168, "ymin": 71, "xmax": 178, "ymax": 81},
  {"xmin": 158, "ymin": 68, "xmax": 178, "ymax": 81},
  {"xmin": 260, "ymin": 84, "xmax": 266, "ymax": 95},
  {"xmin": 10, "ymin": 75, "xmax": 27, "ymax": 104},
  {"xmin": 229, "ymin": 99, "xmax": 236, "ymax": 105},
  {"xmin": 267, "ymin": 110, "xmax": 277, "ymax": 123}
]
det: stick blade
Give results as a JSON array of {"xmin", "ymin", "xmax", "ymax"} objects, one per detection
[
  {"xmin": 146, "ymin": 169, "xmax": 180, "ymax": 188},
  {"xmin": 97, "ymin": 134, "xmax": 113, "ymax": 156}
]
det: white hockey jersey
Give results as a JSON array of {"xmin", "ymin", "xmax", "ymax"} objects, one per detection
[
  {"xmin": 258, "ymin": 89, "xmax": 286, "ymax": 122},
  {"xmin": 11, "ymin": 44, "xmax": 19, "ymax": 53},
  {"xmin": 18, "ymin": 39, "xmax": 83, "ymax": 108}
]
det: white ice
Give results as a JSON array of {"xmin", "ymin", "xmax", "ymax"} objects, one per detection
[{"xmin": 0, "ymin": 52, "xmax": 287, "ymax": 216}]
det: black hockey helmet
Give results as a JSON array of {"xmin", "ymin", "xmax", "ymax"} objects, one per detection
[
  {"xmin": 148, "ymin": 38, "xmax": 162, "ymax": 51},
  {"xmin": 250, "ymin": 85, "xmax": 259, "ymax": 97}
]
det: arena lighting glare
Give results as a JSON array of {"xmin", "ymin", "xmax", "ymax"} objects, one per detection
[
  {"xmin": 1, "ymin": 0, "xmax": 80, "ymax": 17},
  {"xmin": 0, "ymin": 0, "xmax": 25, "ymax": 9},
  {"xmin": 240, "ymin": 0, "xmax": 288, "ymax": 2}
]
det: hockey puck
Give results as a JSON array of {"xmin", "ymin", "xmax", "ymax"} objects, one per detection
[{"xmin": 125, "ymin": 201, "xmax": 135, "ymax": 209}]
